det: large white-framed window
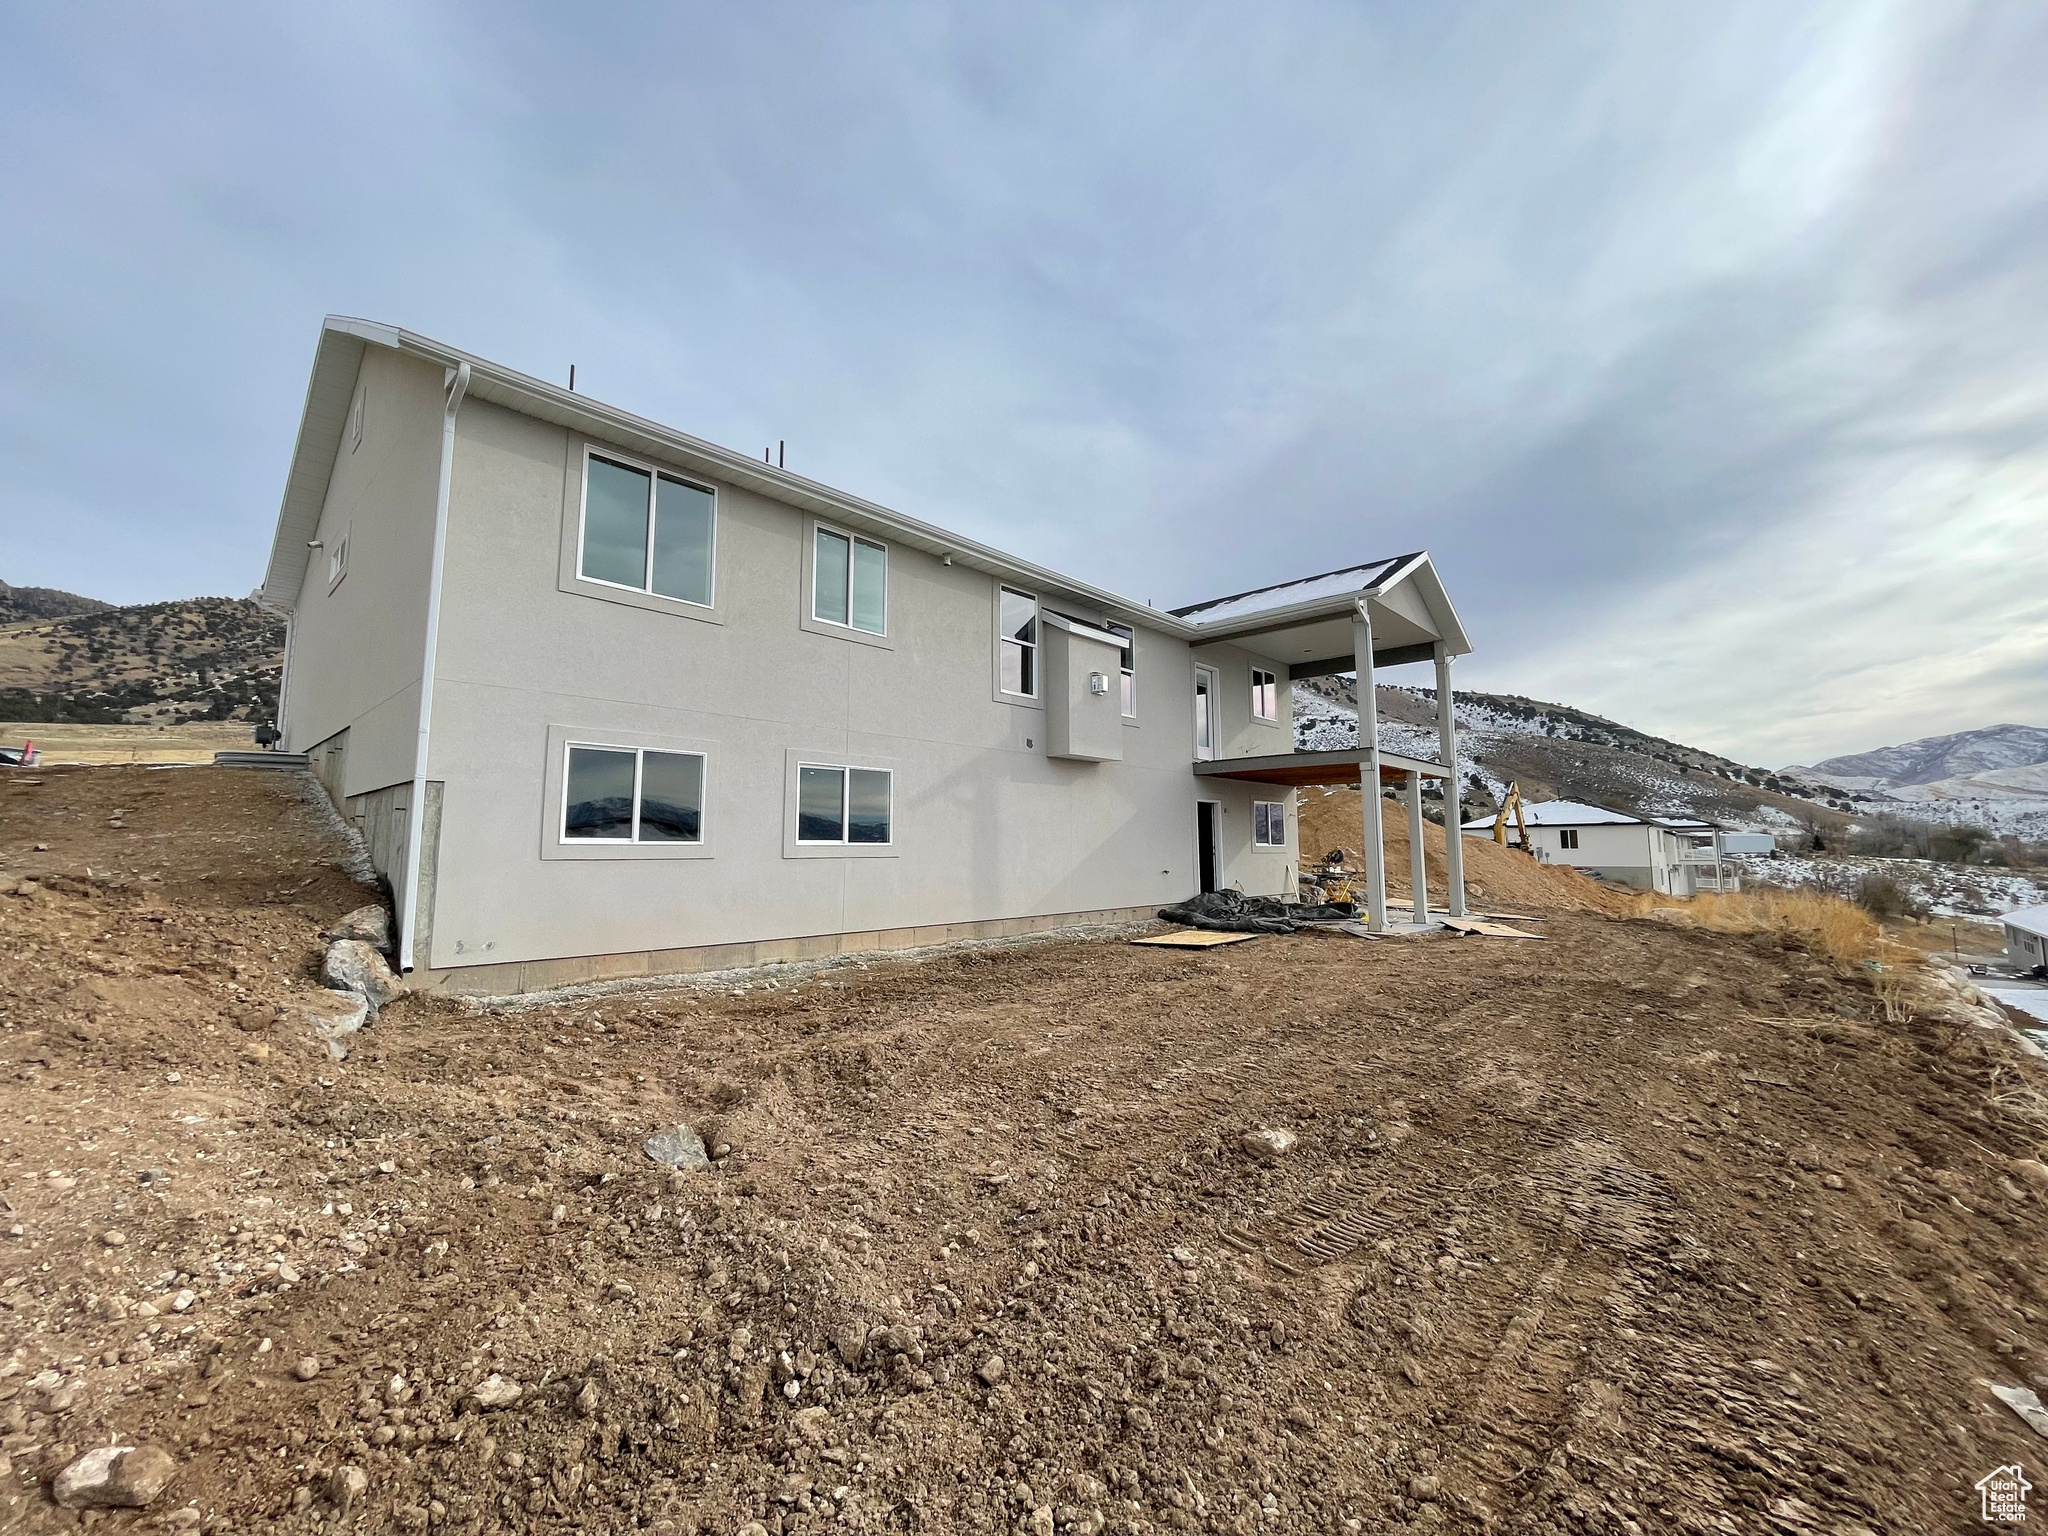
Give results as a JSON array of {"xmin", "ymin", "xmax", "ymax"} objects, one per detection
[
  {"xmin": 795, "ymin": 763, "xmax": 893, "ymax": 846},
  {"xmin": 812, "ymin": 525, "xmax": 887, "ymax": 635},
  {"xmin": 1253, "ymin": 800, "xmax": 1286, "ymax": 847},
  {"xmin": 577, "ymin": 448, "xmax": 716, "ymax": 608},
  {"xmin": 999, "ymin": 586, "xmax": 1039, "ymax": 698},
  {"xmin": 561, "ymin": 741, "xmax": 706, "ymax": 844},
  {"xmin": 1251, "ymin": 667, "xmax": 1278, "ymax": 721},
  {"xmin": 1108, "ymin": 623, "xmax": 1136, "ymax": 717}
]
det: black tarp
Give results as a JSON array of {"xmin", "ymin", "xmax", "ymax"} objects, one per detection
[{"xmin": 1155, "ymin": 890, "xmax": 1358, "ymax": 934}]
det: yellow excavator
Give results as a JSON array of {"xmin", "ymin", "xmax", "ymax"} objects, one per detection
[{"xmin": 1491, "ymin": 782, "xmax": 1533, "ymax": 854}]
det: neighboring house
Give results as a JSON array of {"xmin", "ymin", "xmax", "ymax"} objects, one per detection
[
  {"xmin": 2006, "ymin": 906, "xmax": 2048, "ymax": 973},
  {"xmin": 260, "ymin": 319, "xmax": 1477, "ymax": 993},
  {"xmin": 1462, "ymin": 799, "xmax": 1738, "ymax": 895}
]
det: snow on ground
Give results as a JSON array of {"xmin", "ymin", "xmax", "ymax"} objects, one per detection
[{"xmin": 1749, "ymin": 854, "xmax": 2048, "ymax": 919}]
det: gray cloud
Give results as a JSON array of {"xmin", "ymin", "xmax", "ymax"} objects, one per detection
[{"xmin": 1, "ymin": 1, "xmax": 2040, "ymax": 762}]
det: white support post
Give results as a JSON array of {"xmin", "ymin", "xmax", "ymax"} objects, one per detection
[
  {"xmin": 1354, "ymin": 603, "xmax": 1387, "ymax": 933},
  {"xmin": 1405, "ymin": 769, "xmax": 1427, "ymax": 924},
  {"xmin": 1434, "ymin": 644, "xmax": 1468, "ymax": 917}
]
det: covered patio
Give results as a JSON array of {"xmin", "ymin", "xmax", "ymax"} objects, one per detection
[{"xmin": 1173, "ymin": 553, "xmax": 1474, "ymax": 933}]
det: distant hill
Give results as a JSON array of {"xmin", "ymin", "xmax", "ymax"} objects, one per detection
[
  {"xmin": 1293, "ymin": 676, "xmax": 1861, "ymax": 837},
  {"xmin": 0, "ymin": 579, "xmax": 111, "ymax": 626},
  {"xmin": 0, "ymin": 589, "xmax": 283, "ymax": 725}
]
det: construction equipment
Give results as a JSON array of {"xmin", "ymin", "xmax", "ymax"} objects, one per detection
[
  {"xmin": 0, "ymin": 739, "xmax": 37, "ymax": 768},
  {"xmin": 1491, "ymin": 782, "xmax": 1532, "ymax": 854}
]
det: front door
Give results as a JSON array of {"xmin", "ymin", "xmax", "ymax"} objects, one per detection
[
  {"xmin": 1197, "ymin": 801, "xmax": 1220, "ymax": 893},
  {"xmin": 1193, "ymin": 665, "xmax": 1219, "ymax": 761}
]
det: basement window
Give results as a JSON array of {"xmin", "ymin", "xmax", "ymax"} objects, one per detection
[
  {"xmin": 1558, "ymin": 829, "xmax": 1580, "ymax": 850},
  {"xmin": 797, "ymin": 764, "xmax": 892, "ymax": 845},
  {"xmin": 579, "ymin": 450, "xmax": 715, "ymax": 607},
  {"xmin": 563, "ymin": 744, "xmax": 705, "ymax": 843},
  {"xmin": 813, "ymin": 526, "xmax": 888, "ymax": 634},
  {"xmin": 1251, "ymin": 668, "xmax": 1278, "ymax": 721},
  {"xmin": 1253, "ymin": 801, "xmax": 1286, "ymax": 847}
]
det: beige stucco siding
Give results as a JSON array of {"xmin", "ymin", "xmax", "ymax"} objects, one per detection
[
  {"xmin": 418, "ymin": 398, "xmax": 1285, "ymax": 970},
  {"xmin": 278, "ymin": 347, "xmax": 445, "ymax": 795}
]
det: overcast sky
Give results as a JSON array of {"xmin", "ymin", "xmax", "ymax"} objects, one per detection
[{"xmin": 2, "ymin": 2, "xmax": 2042, "ymax": 765}]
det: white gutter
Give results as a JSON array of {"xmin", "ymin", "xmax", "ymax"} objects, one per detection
[{"xmin": 397, "ymin": 360, "xmax": 469, "ymax": 973}]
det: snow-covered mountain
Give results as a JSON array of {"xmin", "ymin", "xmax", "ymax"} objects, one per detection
[
  {"xmin": 1784, "ymin": 725, "xmax": 2048, "ymax": 839},
  {"xmin": 1786, "ymin": 724, "xmax": 2048, "ymax": 790}
]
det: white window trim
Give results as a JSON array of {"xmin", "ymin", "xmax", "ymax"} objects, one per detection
[
  {"xmin": 1193, "ymin": 664, "xmax": 1220, "ymax": 761},
  {"xmin": 348, "ymin": 384, "xmax": 366, "ymax": 453},
  {"xmin": 1251, "ymin": 667, "xmax": 1278, "ymax": 723},
  {"xmin": 326, "ymin": 525, "xmax": 350, "ymax": 594},
  {"xmin": 808, "ymin": 522, "xmax": 889, "ymax": 637},
  {"xmin": 1252, "ymin": 799, "xmax": 1286, "ymax": 848},
  {"xmin": 783, "ymin": 752, "xmax": 898, "ymax": 858},
  {"xmin": 560, "ymin": 739, "xmax": 708, "ymax": 847},
  {"xmin": 575, "ymin": 444, "xmax": 718, "ymax": 610},
  {"xmin": 995, "ymin": 584, "xmax": 1041, "ymax": 705},
  {"xmin": 1109, "ymin": 622, "xmax": 1137, "ymax": 720}
]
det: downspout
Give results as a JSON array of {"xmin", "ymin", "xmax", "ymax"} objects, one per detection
[
  {"xmin": 275, "ymin": 611, "xmax": 295, "ymax": 746},
  {"xmin": 398, "ymin": 360, "xmax": 469, "ymax": 973}
]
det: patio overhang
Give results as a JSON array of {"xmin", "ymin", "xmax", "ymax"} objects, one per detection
[{"xmin": 1193, "ymin": 747, "xmax": 1450, "ymax": 789}]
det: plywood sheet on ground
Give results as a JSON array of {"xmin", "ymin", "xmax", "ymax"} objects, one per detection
[{"xmin": 1129, "ymin": 929, "xmax": 1260, "ymax": 948}]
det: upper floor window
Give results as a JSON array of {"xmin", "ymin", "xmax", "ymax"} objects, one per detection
[
  {"xmin": 579, "ymin": 451, "xmax": 715, "ymax": 607},
  {"xmin": 797, "ymin": 763, "xmax": 892, "ymax": 845},
  {"xmin": 327, "ymin": 526, "xmax": 350, "ymax": 593},
  {"xmin": 814, "ymin": 527, "xmax": 887, "ymax": 634},
  {"xmin": 1251, "ymin": 668, "xmax": 1278, "ymax": 721},
  {"xmin": 563, "ymin": 743, "xmax": 705, "ymax": 844},
  {"xmin": 999, "ymin": 587, "xmax": 1038, "ymax": 697},
  {"xmin": 1108, "ymin": 623, "xmax": 1136, "ymax": 716}
]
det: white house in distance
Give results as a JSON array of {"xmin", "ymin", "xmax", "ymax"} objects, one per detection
[
  {"xmin": 1463, "ymin": 799, "xmax": 1742, "ymax": 895},
  {"xmin": 258, "ymin": 317, "xmax": 1477, "ymax": 994},
  {"xmin": 2006, "ymin": 906, "xmax": 2048, "ymax": 973}
]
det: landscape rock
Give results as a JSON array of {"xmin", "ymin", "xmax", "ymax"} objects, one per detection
[
  {"xmin": 293, "ymin": 1357, "xmax": 320, "ymax": 1381},
  {"xmin": 321, "ymin": 940, "xmax": 401, "ymax": 1010},
  {"xmin": 977, "ymin": 1354, "xmax": 1007, "ymax": 1387},
  {"xmin": 298, "ymin": 988, "xmax": 371, "ymax": 1060},
  {"xmin": 643, "ymin": 1124, "xmax": 710, "ymax": 1171},
  {"xmin": 52, "ymin": 1444, "xmax": 177, "ymax": 1509},
  {"xmin": 1243, "ymin": 1127, "xmax": 1297, "ymax": 1161},
  {"xmin": 325, "ymin": 905, "xmax": 391, "ymax": 948},
  {"xmin": 326, "ymin": 1465, "xmax": 368, "ymax": 1511}
]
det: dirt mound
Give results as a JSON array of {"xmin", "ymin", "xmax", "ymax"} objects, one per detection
[
  {"xmin": 1295, "ymin": 785, "xmax": 1630, "ymax": 913},
  {"xmin": 4, "ymin": 764, "xmax": 2047, "ymax": 1534}
]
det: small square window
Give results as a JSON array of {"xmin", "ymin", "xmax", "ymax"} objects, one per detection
[
  {"xmin": 1253, "ymin": 800, "xmax": 1286, "ymax": 847},
  {"xmin": 813, "ymin": 527, "xmax": 888, "ymax": 634},
  {"xmin": 326, "ymin": 528, "xmax": 350, "ymax": 593},
  {"xmin": 1558, "ymin": 828, "xmax": 1580, "ymax": 850}
]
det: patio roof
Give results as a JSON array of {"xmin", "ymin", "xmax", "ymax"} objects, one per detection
[{"xmin": 1193, "ymin": 746, "xmax": 1450, "ymax": 788}]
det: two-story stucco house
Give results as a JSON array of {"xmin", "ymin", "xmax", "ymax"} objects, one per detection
[{"xmin": 261, "ymin": 318, "xmax": 1475, "ymax": 994}]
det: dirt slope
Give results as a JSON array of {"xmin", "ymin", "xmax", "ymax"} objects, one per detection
[{"xmin": 4, "ymin": 766, "xmax": 2047, "ymax": 1534}]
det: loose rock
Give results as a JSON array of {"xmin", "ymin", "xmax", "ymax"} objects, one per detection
[
  {"xmin": 470, "ymin": 1374, "xmax": 522, "ymax": 1410},
  {"xmin": 294, "ymin": 1357, "xmax": 320, "ymax": 1381},
  {"xmin": 52, "ymin": 1444, "xmax": 178, "ymax": 1509},
  {"xmin": 977, "ymin": 1355, "xmax": 1007, "ymax": 1387},
  {"xmin": 1243, "ymin": 1127, "xmax": 1297, "ymax": 1161},
  {"xmin": 325, "ymin": 904, "xmax": 392, "ymax": 948},
  {"xmin": 643, "ymin": 1124, "xmax": 710, "ymax": 1172}
]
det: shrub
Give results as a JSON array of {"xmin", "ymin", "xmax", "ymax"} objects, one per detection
[{"xmin": 1855, "ymin": 873, "xmax": 1909, "ymax": 919}]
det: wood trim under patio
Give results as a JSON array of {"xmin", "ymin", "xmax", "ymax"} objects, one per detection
[{"xmin": 1191, "ymin": 747, "xmax": 1451, "ymax": 789}]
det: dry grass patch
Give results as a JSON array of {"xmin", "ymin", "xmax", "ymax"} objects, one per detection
[{"xmin": 1636, "ymin": 888, "xmax": 1891, "ymax": 973}]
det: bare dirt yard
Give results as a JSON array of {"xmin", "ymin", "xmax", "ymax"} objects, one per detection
[{"xmin": 4, "ymin": 765, "xmax": 2048, "ymax": 1535}]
